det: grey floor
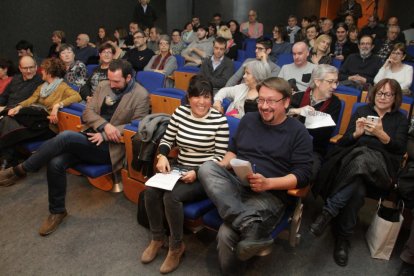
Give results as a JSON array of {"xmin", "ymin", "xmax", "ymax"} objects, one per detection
[{"xmin": 0, "ymin": 168, "xmax": 408, "ymax": 276}]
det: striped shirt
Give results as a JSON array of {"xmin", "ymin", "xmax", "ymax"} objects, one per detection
[{"xmin": 159, "ymin": 105, "xmax": 229, "ymax": 167}]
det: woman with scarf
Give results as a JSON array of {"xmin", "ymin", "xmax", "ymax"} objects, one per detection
[
  {"xmin": 144, "ymin": 35, "xmax": 177, "ymax": 87},
  {"xmin": 0, "ymin": 58, "xmax": 81, "ymax": 167}
]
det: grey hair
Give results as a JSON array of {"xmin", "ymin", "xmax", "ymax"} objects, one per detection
[
  {"xmin": 309, "ymin": 64, "xmax": 338, "ymax": 89},
  {"xmin": 243, "ymin": 60, "xmax": 271, "ymax": 83},
  {"xmin": 158, "ymin": 34, "xmax": 171, "ymax": 44}
]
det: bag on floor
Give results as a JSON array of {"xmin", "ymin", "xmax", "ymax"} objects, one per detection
[
  {"xmin": 137, "ymin": 190, "xmax": 150, "ymax": 229},
  {"xmin": 366, "ymin": 199, "xmax": 404, "ymax": 260}
]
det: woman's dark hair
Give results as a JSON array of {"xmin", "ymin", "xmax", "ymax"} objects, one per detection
[
  {"xmin": 335, "ymin": 22, "xmax": 348, "ymax": 32},
  {"xmin": 0, "ymin": 58, "xmax": 16, "ymax": 76},
  {"xmin": 98, "ymin": 42, "xmax": 116, "ymax": 54},
  {"xmin": 368, "ymin": 78, "xmax": 402, "ymax": 112},
  {"xmin": 58, "ymin": 43, "xmax": 75, "ymax": 54},
  {"xmin": 391, "ymin": 43, "xmax": 406, "ymax": 57},
  {"xmin": 183, "ymin": 22, "xmax": 193, "ymax": 30},
  {"xmin": 187, "ymin": 75, "xmax": 214, "ymax": 102},
  {"xmin": 115, "ymin": 27, "xmax": 128, "ymax": 39},
  {"xmin": 274, "ymin": 24, "xmax": 289, "ymax": 42},
  {"xmin": 208, "ymin": 23, "xmax": 217, "ymax": 36},
  {"xmin": 227, "ymin": 19, "xmax": 240, "ymax": 33},
  {"xmin": 306, "ymin": 23, "xmax": 319, "ymax": 33},
  {"xmin": 41, "ymin": 58, "xmax": 66, "ymax": 78}
]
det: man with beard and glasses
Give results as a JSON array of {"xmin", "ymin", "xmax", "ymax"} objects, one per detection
[
  {"xmin": 198, "ymin": 77, "xmax": 312, "ymax": 275},
  {"xmin": 124, "ymin": 30, "xmax": 154, "ymax": 71},
  {"xmin": 339, "ymin": 35, "xmax": 382, "ymax": 89},
  {"xmin": 0, "ymin": 59, "xmax": 149, "ymax": 236}
]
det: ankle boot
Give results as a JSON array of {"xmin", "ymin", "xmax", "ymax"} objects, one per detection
[
  {"xmin": 0, "ymin": 164, "xmax": 26, "ymax": 187},
  {"xmin": 310, "ymin": 210, "xmax": 333, "ymax": 237},
  {"xmin": 141, "ymin": 240, "xmax": 164, "ymax": 264},
  {"xmin": 159, "ymin": 243, "xmax": 185, "ymax": 274}
]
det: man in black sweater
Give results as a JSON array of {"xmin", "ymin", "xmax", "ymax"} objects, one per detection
[{"xmin": 124, "ymin": 30, "xmax": 154, "ymax": 72}]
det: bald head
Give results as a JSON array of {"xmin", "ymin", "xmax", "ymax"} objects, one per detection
[
  {"xmin": 76, "ymin": 33, "xmax": 90, "ymax": 48},
  {"xmin": 292, "ymin": 42, "xmax": 309, "ymax": 67},
  {"xmin": 19, "ymin": 56, "xmax": 37, "ymax": 80}
]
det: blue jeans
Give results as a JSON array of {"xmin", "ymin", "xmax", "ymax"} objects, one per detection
[
  {"xmin": 199, "ymin": 161, "xmax": 285, "ymax": 271},
  {"xmin": 23, "ymin": 131, "xmax": 111, "ymax": 214},
  {"xmin": 323, "ymin": 179, "xmax": 366, "ymax": 237}
]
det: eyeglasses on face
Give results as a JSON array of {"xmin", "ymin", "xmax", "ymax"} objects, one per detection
[
  {"xmin": 321, "ymin": 79, "xmax": 339, "ymax": 85},
  {"xmin": 20, "ymin": 65, "xmax": 36, "ymax": 71},
  {"xmin": 375, "ymin": 91, "xmax": 395, "ymax": 98},
  {"xmin": 256, "ymin": 97, "xmax": 286, "ymax": 106}
]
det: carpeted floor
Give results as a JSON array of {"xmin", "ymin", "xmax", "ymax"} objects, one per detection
[{"xmin": 0, "ymin": 168, "xmax": 408, "ymax": 275}]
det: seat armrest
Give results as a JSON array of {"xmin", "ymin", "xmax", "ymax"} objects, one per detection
[
  {"xmin": 287, "ymin": 185, "xmax": 310, "ymax": 198},
  {"xmin": 329, "ymin": 134, "xmax": 343, "ymax": 144}
]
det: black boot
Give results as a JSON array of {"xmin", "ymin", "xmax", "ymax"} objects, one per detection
[
  {"xmin": 236, "ymin": 221, "xmax": 274, "ymax": 261},
  {"xmin": 310, "ymin": 210, "xmax": 333, "ymax": 236},
  {"xmin": 333, "ymin": 236, "xmax": 350, "ymax": 266}
]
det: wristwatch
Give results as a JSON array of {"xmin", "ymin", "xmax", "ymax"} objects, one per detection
[{"xmin": 156, "ymin": 154, "xmax": 165, "ymax": 160}]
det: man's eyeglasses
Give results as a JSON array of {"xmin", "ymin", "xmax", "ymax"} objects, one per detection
[
  {"xmin": 322, "ymin": 79, "xmax": 339, "ymax": 85},
  {"xmin": 256, "ymin": 97, "xmax": 286, "ymax": 106},
  {"xmin": 20, "ymin": 66, "xmax": 36, "ymax": 71},
  {"xmin": 255, "ymin": 47, "xmax": 266, "ymax": 52},
  {"xmin": 101, "ymin": 50, "xmax": 113, "ymax": 55},
  {"xmin": 376, "ymin": 91, "xmax": 395, "ymax": 99},
  {"xmin": 134, "ymin": 36, "xmax": 145, "ymax": 39}
]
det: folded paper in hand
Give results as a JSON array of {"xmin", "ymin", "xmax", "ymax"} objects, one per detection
[
  {"xmin": 145, "ymin": 170, "xmax": 182, "ymax": 191},
  {"xmin": 300, "ymin": 110, "xmax": 336, "ymax": 129},
  {"xmin": 230, "ymin": 158, "xmax": 253, "ymax": 187}
]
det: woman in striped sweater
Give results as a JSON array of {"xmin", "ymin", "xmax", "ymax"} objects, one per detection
[{"xmin": 141, "ymin": 75, "xmax": 229, "ymax": 274}]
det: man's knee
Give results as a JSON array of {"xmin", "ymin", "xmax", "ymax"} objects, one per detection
[
  {"xmin": 47, "ymin": 155, "xmax": 70, "ymax": 172},
  {"xmin": 198, "ymin": 160, "xmax": 217, "ymax": 179}
]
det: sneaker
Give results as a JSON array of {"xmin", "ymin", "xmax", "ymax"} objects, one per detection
[
  {"xmin": 236, "ymin": 222, "xmax": 274, "ymax": 261},
  {"xmin": 38, "ymin": 211, "xmax": 68, "ymax": 236}
]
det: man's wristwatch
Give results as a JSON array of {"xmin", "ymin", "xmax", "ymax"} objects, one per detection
[{"xmin": 156, "ymin": 154, "xmax": 165, "ymax": 160}]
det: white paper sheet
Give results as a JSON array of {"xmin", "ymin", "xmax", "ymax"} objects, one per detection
[
  {"xmin": 145, "ymin": 171, "xmax": 182, "ymax": 191},
  {"xmin": 230, "ymin": 158, "xmax": 253, "ymax": 187},
  {"xmin": 303, "ymin": 110, "xmax": 336, "ymax": 129}
]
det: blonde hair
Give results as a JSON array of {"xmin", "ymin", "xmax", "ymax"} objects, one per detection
[
  {"xmin": 217, "ymin": 26, "xmax": 232, "ymax": 40},
  {"xmin": 313, "ymin": 34, "xmax": 331, "ymax": 54}
]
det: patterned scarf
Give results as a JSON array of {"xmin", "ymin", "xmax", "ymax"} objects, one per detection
[
  {"xmin": 40, "ymin": 78, "xmax": 63, "ymax": 98},
  {"xmin": 151, "ymin": 53, "xmax": 172, "ymax": 70}
]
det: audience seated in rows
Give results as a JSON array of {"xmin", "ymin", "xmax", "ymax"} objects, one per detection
[
  {"xmin": 339, "ymin": 35, "xmax": 383, "ymax": 89},
  {"xmin": 214, "ymin": 60, "xmax": 271, "ymax": 118},
  {"xmin": 0, "ymin": 59, "xmax": 149, "ymax": 237},
  {"xmin": 0, "ymin": 58, "xmax": 16, "ymax": 94},
  {"xmin": 144, "ymin": 35, "xmax": 178, "ymax": 87},
  {"xmin": 181, "ymin": 25, "xmax": 213, "ymax": 67},
  {"xmin": 226, "ymin": 37, "xmax": 280, "ymax": 87},
  {"xmin": 198, "ymin": 77, "xmax": 313, "ymax": 274},
  {"xmin": 270, "ymin": 24, "xmax": 292, "ymax": 64},
  {"xmin": 240, "ymin": 9, "xmax": 263, "ymax": 39},
  {"xmin": 311, "ymin": 78, "xmax": 408, "ymax": 267},
  {"xmin": 80, "ymin": 42, "xmax": 116, "ymax": 101},
  {"xmin": 374, "ymin": 43, "xmax": 413, "ymax": 94},
  {"xmin": 278, "ymin": 41, "xmax": 316, "ymax": 92},
  {"xmin": 0, "ymin": 57, "xmax": 81, "ymax": 168},
  {"xmin": 124, "ymin": 30, "xmax": 154, "ymax": 72},
  {"xmin": 59, "ymin": 44, "xmax": 87, "ymax": 88},
  {"xmin": 288, "ymin": 64, "xmax": 341, "ymax": 181},
  {"xmin": 75, "ymin": 34, "xmax": 98, "ymax": 64},
  {"xmin": 141, "ymin": 75, "xmax": 229, "ymax": 274},
  {"xmin": 198, "ymin": 37, "xmax": 233, "ymax": 93}
]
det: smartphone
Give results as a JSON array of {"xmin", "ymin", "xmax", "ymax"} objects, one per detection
[{"xmin": 365, "ymin": 115, "xmax": 379, "ymax": 135}]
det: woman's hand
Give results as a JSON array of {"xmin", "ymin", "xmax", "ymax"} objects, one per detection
[
  {"xmin": 180, "ymin": 170, "xmax": 196, "ymax": 183},
  {"xmin": 156, "ymin": 155, "xmax": 171, "ymax": 173},
  {"xmin": 48, "ymin": 104, "xmax": 60, "ymax": 124},
  {"xmin": 7, "ymin": 105, "xmax": 22, "ymax": 117},
  {"xmin": 247, "ymin": 173, "xmax": 269, "ymax": 193},
  {"xmin": 213, "ymin": 101, "xmax": 224, "ymax": 113},
  {"xmin": 287, "ymin": 105, "xmax": 314, "ymax": 116},
  {"xmin": 353, "ymin": 117, "xmax": 366, "ymax": 138}
]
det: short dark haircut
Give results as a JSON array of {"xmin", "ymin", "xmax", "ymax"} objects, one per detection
[
  {"xmin": 335, "ymin": 22, "xmax": 348, "ymax": 32},
  {"xmin": 214, "ymin": 36, "xmax": 227, "ymax": 46},
  {"xmin": 58, "ymin": 43, "xmax": 75, "ymax": 54},
  {"xmin": 359, "ymin": 34, "xmax": 374, "ymax": 44},
  {"xmin": 98, "ymin": 42, "xmax": 116, "ymax": 54},
  {"xmin": 115, "ymin": 27, "xmax": 128, "ymax": 39},
  {"xmin": 15, "ymin": 40, "xmax": 33, "ymax": 52},
  {"xmin": 187, "ymin": 75, "xmax": 214, "ymax": 102},
  {"xmin": 256, "ymin": 37, "xmax": 273, "ymax": 50},
  {"xmin": 109, "ymin": 59, "xmax": 133, "ymax": 79},
  {"xmin": 368, "ymin": 78, "xmax": 402, "ymax": 112},
  {"xmin": 197, "ymin": 25, "xmax": 209, "ymax": 33},
  {"xmin": 133, "ymin": 30, "xmax": 146, "ymax": 38},
  {"xmin": 0, "ymin": 58, "xmax": 16, "ymax": 76},
  {"xmin": 302, "ymin": 16, "xmax": 311, "ymax": 23},
  {"xmin": 41, "ymin": 58, "xmax": 66, "ymax": 78},
  {"xmin": 213, "ymin": 13, "xmax": 221, "ymax": 18},
  {"xmin": 257, "ymin": 77, "xmax": 292, "ymax": 100},
  {"xmin": 171, "ymin": 28, "xmax": 181, "ymax": 35}
]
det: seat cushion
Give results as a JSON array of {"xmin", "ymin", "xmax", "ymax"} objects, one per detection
[
  {"xmin": 72, "ymin": 163, "xmax": 112, "ymax": 178},
  {"xmin": 183, "ymin": 198, "xmax": 215, "ymax": 220}
]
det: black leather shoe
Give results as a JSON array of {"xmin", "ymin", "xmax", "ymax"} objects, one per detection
[
  {"xmin": 333, "ymin": 236, "xmax": 350, "ymax": 266},
  {"xmin": 398, "ymin": 261, "xmax": 414, "ymax": 276},
  {"xmin": 310, "ymin": 210, "xmax": 332, "ymax": 236},
  {"xmin": 236, "ymin": 221, "xmax": 274, "ymax": 261}
]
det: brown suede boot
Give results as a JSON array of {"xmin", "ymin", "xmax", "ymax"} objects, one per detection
[
  {"xmin": 0, "ymin": 164, "xmax": 26, "ymax": 187},
  {"xmin": 159, "ymin": 243, "xmax": 185, "ymax": 274},
  {"xmin": 141, "ymin": 240, "xmax": 165, "ymax": 264}
]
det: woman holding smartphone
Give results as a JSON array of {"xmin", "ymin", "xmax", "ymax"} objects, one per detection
[
  {"xmin": 141, "ymin": 75, "xmax": 229, "ymax": 274},
  {"xmin": 310, "ymin": 78, "xmax": 408, "ymax": 267}
]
